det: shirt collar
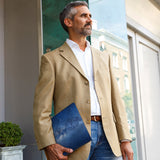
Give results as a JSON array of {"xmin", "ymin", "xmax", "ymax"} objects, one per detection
[{"xmin": 66, "ymin": 38, "xmax": 90, "ymax": 51}]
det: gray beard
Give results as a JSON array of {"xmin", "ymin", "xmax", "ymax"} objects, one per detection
[{"xmin": 80, "ymin": 27, "xmax": 92, "ymax": 36}]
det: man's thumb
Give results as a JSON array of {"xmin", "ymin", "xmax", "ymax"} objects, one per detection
[{"xmin": 62, "ymin": 147, "xmax": 73, "ymax": 153}]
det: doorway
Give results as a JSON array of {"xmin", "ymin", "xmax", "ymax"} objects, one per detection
[{"xmin": 128, "ymin": 29, "xmax": 160, "ymax": 160}]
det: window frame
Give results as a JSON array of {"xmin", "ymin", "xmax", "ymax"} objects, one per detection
[{"xmin": 127, "ymin": 17, "xmax": 160, "ymax": 160}]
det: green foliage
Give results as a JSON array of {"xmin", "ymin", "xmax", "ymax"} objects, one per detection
[
  {"xmin": 0, "ymin": 122, "xmax": 23, "ymax": 147},
  {"xmin": 122, "ymin": 92, "xmax": 134, "ymax": 120},
  {"xmin": 122, "ymin": 92, "xmax": 132, "ymax": 107}
]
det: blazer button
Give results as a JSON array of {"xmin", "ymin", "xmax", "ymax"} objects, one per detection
[
  {"xmin": 86, "ymin": 119, "xmax": 90, "ymax": 124},
  {"xmin": 84, "ymin": 81, "xmax": 88, "ymax": 85},
  {"xmin": 87, "ymin": 100, "xmax": 90, "ymax": 104}
]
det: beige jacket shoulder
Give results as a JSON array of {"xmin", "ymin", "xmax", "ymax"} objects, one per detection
[{"xmin": 33, "ymin": 42, "xmax": 131, "ymax": 160}]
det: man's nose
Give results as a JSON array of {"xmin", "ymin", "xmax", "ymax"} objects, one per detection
[{"xmin": 87, "ymin": 16, "xmax": 92, "ymax": 24}]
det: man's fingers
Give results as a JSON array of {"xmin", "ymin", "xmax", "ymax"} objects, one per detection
[
  {"xmin": 57, "ymin": 154, "xmax": 68, "ymax": 160},
  {"xmin": 57, "ymin": 146, "xmax": 73, "ymax": 160},
  {"xmin": 62, "ymin": 146, "xmax": 73, "ymax": 153},
  {"xmin": 126, "ymin": 150, "xmax": 134, "ymax": 160},
  {"xmin": 44, "ymin": 144, "xmax": 73, "ymax": 160},
  {"xmin": 120, "ymin": 142, "xmax": 134, "ymax": 160},
  {"xmin": 122, "ymin": 151, "xmax": 126, "ymax": 160}
]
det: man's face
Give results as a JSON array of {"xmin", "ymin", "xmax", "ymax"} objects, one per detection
[{"xmin": 70, "ymin": 6, "xmax": 92, "ymax": 37}]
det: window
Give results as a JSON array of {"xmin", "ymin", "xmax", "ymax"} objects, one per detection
[
  {"xmin": 116, "ymin": 77, "xmax": 121, "ymax": 90},
  {"xmin": 128, "ymin": 28, "xmax": 160, "ymax": 160},
  {"xmin": 112, "ymin": 52, "xmax": 119, "ymax": 68},
  {"xmin": 123, "ymin": 57, "xmax": 128, "ymax": 71},
  {"xmin": 89, "ymin": 1, "xmax": 138, "ymax": 159},
  {"xmin": 100, "ymin": 42, "xmax": 106, "ymax": 51},
  {"xmin": 124, "ymin": 75, "xmax": 130, "ymax": 91}
]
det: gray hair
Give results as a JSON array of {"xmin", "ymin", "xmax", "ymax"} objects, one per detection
[{"xmin": 59, "ymin": 1, "xmax": 88, "ymax": 33}]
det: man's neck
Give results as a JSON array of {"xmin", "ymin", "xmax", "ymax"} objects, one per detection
[{"xmin": 69, "ymin": 36, "xmax": 87, "ymax": 51}]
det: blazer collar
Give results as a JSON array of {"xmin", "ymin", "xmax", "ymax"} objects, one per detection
[
  {"xmin": 59, "ymin": 42, "xmax": 87, "ymax": 79},
  {"xmin": 59, "ymin": 42, "xmax": 101, "ymax": 81}
]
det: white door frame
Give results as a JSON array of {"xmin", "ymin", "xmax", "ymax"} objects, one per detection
[{"xmin": 127, "ymin": 18, "xmax": 160, "ymax": 160}]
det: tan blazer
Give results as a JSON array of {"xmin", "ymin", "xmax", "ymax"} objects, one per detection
[{"xmin": 33, "ymin": 42, "xmax": 131, "ymax": 160}]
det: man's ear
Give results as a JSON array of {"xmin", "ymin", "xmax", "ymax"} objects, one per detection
[{"xmin": 64, "ymin": 18, "xmax": 73, "ymax": 28}]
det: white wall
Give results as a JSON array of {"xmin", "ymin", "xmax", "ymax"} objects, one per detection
[
  {"xmin": 4, "ymin": 0, "xmax": 41, "ymax": 159},
  {"xmin": 0, "ymin": 0, "xmax": 5, "ymax": 122},
  {"xmin": 126, "ymin": 0, "xmax": 160, "ymax": 39}
]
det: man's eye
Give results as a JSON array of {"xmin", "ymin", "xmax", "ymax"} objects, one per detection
[
  {"xmin": 81, "ymin": 14, "xmax": 86, "ymax": 17},
  {"xmin": 81, "ymin": 14, "xmax": 92, "ymax": 18}
]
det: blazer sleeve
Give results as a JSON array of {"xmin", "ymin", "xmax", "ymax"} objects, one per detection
[
  {"xmin": 33, "ymin": 54, "xmax": 56, "ymax": 150},
  {"xmin": 108, "ymin": 54, "xmax": 132, "ymax": 142}
]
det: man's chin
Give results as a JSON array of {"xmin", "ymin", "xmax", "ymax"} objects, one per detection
[
  {"xmin": 82, "ymin": 29, "xmax": 92, "ymax": 36},
  {"xmin": 87, "ymin": 32, "xmax": 92, "ymax": 36}
]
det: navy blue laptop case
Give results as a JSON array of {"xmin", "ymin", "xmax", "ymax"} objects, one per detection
[{"xmin": 51, "ymin": 103, "xmax": 91, "ymax": 152}]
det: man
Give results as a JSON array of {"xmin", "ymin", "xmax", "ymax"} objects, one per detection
[{"xmin": 33, "ymin": 1, "xmax": 133, "ymax": 160}]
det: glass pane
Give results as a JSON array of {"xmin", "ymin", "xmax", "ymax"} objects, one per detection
[{"xmin": 89, "ymin": 0, "xmax": 138, "ymax": 159}]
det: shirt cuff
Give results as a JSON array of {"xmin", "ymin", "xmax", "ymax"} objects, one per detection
[{"xmin": 120, "ymin": 139, "xmax": 131, "ymax": 143}]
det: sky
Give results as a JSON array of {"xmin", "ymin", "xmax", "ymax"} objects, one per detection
[{"xmin": 89, "ymin": 0, "xmax": 128, "ymax": 41}]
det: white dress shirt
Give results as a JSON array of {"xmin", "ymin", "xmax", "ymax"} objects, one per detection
[{"xmin": 66, "ymin": 39, "xmax": 101, "ymax": 116}]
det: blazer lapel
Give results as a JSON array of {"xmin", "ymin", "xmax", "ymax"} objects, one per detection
[
  {"xmin": 59, "ymin": 42, "xmax": 87, "ymax": 79},
  {"xmin": 91, "ymin": 47, "xmax": 101, "ymax": 81}
]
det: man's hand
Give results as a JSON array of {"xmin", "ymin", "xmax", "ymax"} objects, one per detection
[
  {"xmin": 44, "ymin": 144, "xmax": 73, "ymax": 160},
  {"xmin": 120, "ymin": 141, "xmax": 133, "ymax": 160}
]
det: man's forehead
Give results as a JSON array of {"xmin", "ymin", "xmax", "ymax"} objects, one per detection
[{"xmin": 74, "ymin": 5, "xmax": 91, "ymax": 14}]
